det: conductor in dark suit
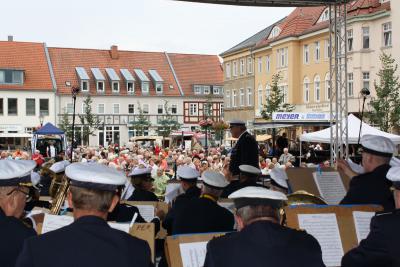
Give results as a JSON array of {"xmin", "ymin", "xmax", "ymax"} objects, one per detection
[
  {"xmin": 0, "ymin": 160, "xmax": 37, "ymax": 267},
  {"xmin": 342, "ymin": 166, "xmax": 400, "ymax": 267},
  {"xmin": 204, "ymin": 186, "xmax": 325, "ymax": 267},
  {"xmin": 16, "ymin": 162, "xmax": 153, "ymax": 267},
  {"xmin": 228, "ymin": 120, "xmax": 259, "ymax": 177},
  {"xmin": 338, "ymin": 135, "xmax": 395, "ymax": 211},
  {"xmin": 172, "ymin": 170, "xmax": 234, "ymax": 235}
]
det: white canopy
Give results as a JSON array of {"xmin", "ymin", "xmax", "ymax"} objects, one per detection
[{"xmin": 300, "ymin": 114, "xmax": 400, "ymax": 145}]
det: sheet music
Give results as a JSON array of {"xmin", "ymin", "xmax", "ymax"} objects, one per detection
[
  {"xmin": 313, "ymin": 171, "xmax": 347, "ymax": 204},
  {"xmin": 353, "ymin": 211, "xmax": 375, "ymax": 243},
  {"xmin": 135, "ymin": 205, "xmax": 155, "ymax": 222},
  {"xmin": 298, "ymin": 213, "xmax": 344, "ymax": 267},
  {"xmin": 42, "ymin": 214, "xmax": 73, "ymax": 234},
  {"xmin": 179, "ymin": 242, "xmax": 208, "ymax": 267},
  {"xmin": 164, "ymin": 183, "xmax": 182, "ymax": 204},
  {"xmin": 108, "ymin": 222, "xmax": 130, "ymax": 233}
]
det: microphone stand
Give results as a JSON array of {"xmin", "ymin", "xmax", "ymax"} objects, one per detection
[{"xmin": 357, "ymin": 89, "xmax": 370, "ymax": 145}]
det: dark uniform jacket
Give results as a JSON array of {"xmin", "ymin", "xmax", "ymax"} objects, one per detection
[
  {"xmin": 127, "ymin": 187, "xmax": 159, "ymax": 202},
  {"xmin": 0, "ymin": 208, "xmax": 36, "ymax": 267},
  {"xmin": 220, "ymin": 180, "xmax": 266, "ymax": 198},
  {"xmin": 340, "ymin": 164, "xmax": 394, "ymax": 211},
  {"xmin": 204, "ymin": 220, "xmax": 325, "ymax": 267},
  {"xmin": 172, "ymin": 196, "xmax": 234, "ymax": 235},
  {"xmin": 342, "ymin": 209, "xmax": 400, "ymax": 267},
  {"xmin": 162, "ymin": 186, "xmax": 201, "ymax": 235},
  {"xmin": 16, "ymin": 215, "xmax": 153, "ymax": 267},
  {"xmin": 229, "ymin": 131, "xmax": 259, "ymax": 176}
]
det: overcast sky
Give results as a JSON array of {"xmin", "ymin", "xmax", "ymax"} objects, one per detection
[{"xmin": 1, "ymin": 0, "xmax": 293, "ymax": 55}]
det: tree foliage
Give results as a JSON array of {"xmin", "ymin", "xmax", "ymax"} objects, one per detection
[
  {"xmin": 78, "ymin": 95, "xmax": 101, "ymax": 145},
  {"xmin": 130, "ymin": 101, "xmax": 152, "ymax": 136},
  {"xmin": 367, "ymin": 53, "xmax": 400, "ymax": 133},
  {"xmin": 58, "ymin": 108, "xmax": 73, "ymax": 138},
  {"xmin": 261, "ymin": 72, "xmax": 295, "ymax": 120},
  {"xmin": 157, "ymin": 100, "xmax": 181, "ymax": 138}
]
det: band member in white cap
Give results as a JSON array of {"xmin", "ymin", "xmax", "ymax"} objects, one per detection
[
  {"xmin": 16, "ymin": 162, "xmax": 153, "ymax": 267},
  {"xmin": 342, "ymin": 166, "xmax": 400, "ymax": 267},
  {"xmin": 221, "ymin": 165, "xmax": 265, "ymax": 198},
  {"xmin": 126, "ymin": 166, "xmax": 158, "ymax": 202},
  {"xmin": 338, "ymin": 134, "xmax": 396, "ymax": 210},
  {"xmin": 204, "ymin": 186, "xmax": 324, "ymax": 267},
  {"xmin": 0, "ymin": 160, "xmax": 37, "ymax": 267},
  {"xmin": 171, "ymin": 170, "xmax": 234, "ymax": 235}
]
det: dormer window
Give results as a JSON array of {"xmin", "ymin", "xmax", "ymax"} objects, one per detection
[
  {"xmin": 213, "ymin": 86, "xmax": 223, "ymax": 95},
  {"xmin": 75, "ymin": 67, "xmax": 90, "ymax": 92},
  {"xmin": 149, "ymin": 69, "xmax": 164, "ymax": 94},
  {"xmin": 319, "ymin": 8, "xmax": 330, "ymax": 22},
  {"xmin": 91, "ymin": 68, "xmax": 106, "ymax": 93},
  {"xmin": 97, "ymin": 81, "xmax": 104, "ymax": 92},
  {"xmin": 134, "ymin": 69, "xmax": 150, "ymax": 94},
  {"xmin": 0, "ymin": 70, "xmax": 24, "ymax": 85},
  {"xmin": 105, "ymin": 68, "xmax": 120, "ymax": 94},
  {"xmin": 194, "ymin": 85, "xmax": 201, "ymax": 95},
  {"xmin": 203, "ymin": 86, "xmax": 210, "ymax": 94},
  {"xmin": 269, "ymin": 26, "xmax": 281, "ymax": 39},
  {"xmin": 120, "ymin": 69, "xmax": 135, "ymax": 94}
]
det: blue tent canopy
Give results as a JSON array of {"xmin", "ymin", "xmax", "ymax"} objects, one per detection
[{"xmin": 34, "ymin": 123, "xmax": 64, "ymax": 135}]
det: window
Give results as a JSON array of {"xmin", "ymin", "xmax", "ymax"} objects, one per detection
[
  {"xmin": 226, "ymin": 90, "xmax": 231, "ymax": 108},
  {"xmin": 325, "ymin": 73, "xmax": 331, "ymax": 101},
  {"xmin": 239, "ymin": 88, "xmax": 245, "ymax": 106},
  {"xmin": 266, "ymin": 55, "xmax": 271, "ymax": 73},
  {"xmin": 81, "ymin": 80, "xmax": 89, "ymax": 92},
  {"xmin": 0, "ymin": 70, "xmax": 24, "ymax": 85},
  {"xmin": 128, "ymin": 104, "xmax": 134, "ymax": 114},
  {"xmin": 319, "ymin": 8, "xmax": 330, "ymax": 22},
  {"xmin": 257, "ymin": 85, "xmax": 263, "ymax": 112},
  {"xmin": 66, "ymin": 103, "xmax": 73, "ymax": 114},
  {"xmin": 232, "ymin": 90, "xmax": 237, "ymax": 107},
  {"xmin": 240, "ymin": 59, "xmax": 245, "ymax": 75},
  {"xmin": 258, "ymin": 57, "xmax": 262, "ymax": 73},
  {"xmin": 363, "ymin": 72, "xmax": 370, "ymax": 91},
  {"xmin": 39, "ymin": 99, "xmax": 49, "ymax": 116},
  {"xmin": 303, "ymin": 45, "xmax": 309, "ymax": 64},
  {"xmin": 266, "ymin": 84, "xmax": 271, "ymax": 100},
  {"xmin": 127, "ymin": 82, "xmax": 134, "ymax": 93},
  {"xmin": 193, "ymin": 85, "xmax": 201, "ymax": 95},
  {"xmin": 157, "ymin": 104, "xmax": 163, "ymax": 114},
  {"xmin": 203, "ymin": 86, "xmax": 211, "ymax": 94},
  {"xmin": 225, "ymin": 63, "xmax": 231, "ymax": 78},
  {"xmin": 98, "ymin": 104, "xmax": 105, "ymax": 114},
  {"xmin": 247, "ymin": 88, "xmax": 252, "ymax": 106},
  {"xmin": 220, "ymin": 104, "xmax": 224, "ymax": 117},
  {"xmin": 113, "ymin": 103, "xmax": 120, "ymax": 114},
  {"xmin": 233, "ymin": 61, "xmax": 238, "ymax": 77},
  {"xmin": 142, "ymin": 82, "xmax": 149, "ymax": 93},
  {"xmin": 362, "ymin": 27, "xmax": 370, "ymax": 49},
  {"xmin": 8, "ymin": 98, "xmax": 17, "ymax": 115},
  {"xmin": 324, "ymin": 40, "xmax": 330, "ymax": 59},
  {"xmin": 213, "ymin": 86, "xmax": 222, "ymax": 95},
  {"xmin": 348, "ymin": 73, "xmax": 354, "ymax": 97},
  {"xmin": 26, "ymin": 99, "xmax": 35, "ymax": 116},
  {"xmin": 171, "ymin": 104, "xmax": 177, "ymax": 114},
  {"xmin": 112, "ymin": 82, "xmax": 119, "ymax": 93},
  {"xmin": 156, "ymin": 83, "xmax": 163, "ymax": 93},
  {"xmin": 247, "ymin": 57, "xmax": 253, "ymax": 74},
  {"xmin": 315, "ymin": 42, "xmax": 320, "ymax": 62},
  {"xmin": 303, "ymin": 78, "xmax": 310, "ymax": 103},
  {"xmin": 142, "ymin": 104, "xmax": 149, "ymax": 114},
  {"xmin": 97, "ymin": 81, "xmax": 105, "ymax": 92},
  {"xmin": 0, "ymin": 98, "xmax": 3, "ymax": 115},
  {"xmin": 277, "ymin": 48, "xmax": 288, "ymax": 68},
  {"xmin": 347, "ymin": 29, "xmax": 353, "ymax": 51},
  {"xmin": 269, "ymin": 26, "xmax": 281, "ymax": 39},
  {"xmin": 279, "ymin": 85, "xmax": 288, "ymax": 104},
  {"xmin": 314, "ymin": 76, "xmax": 321, "ymax": 102},
  {"xmin": 383, "ymin": 22, "xmax": 392, "ymax": 47},
  {"xmin": 189, "ymin": 103, "xmax": 198, "ymax": 116},
  {"xmin": 82, "ymin": 103, "xmax": 88, "ymax": 113}
]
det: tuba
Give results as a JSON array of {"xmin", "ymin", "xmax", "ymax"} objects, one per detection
[{"xmin": 50, "ymin": 175, "xmax": 69, "ymax": 215}]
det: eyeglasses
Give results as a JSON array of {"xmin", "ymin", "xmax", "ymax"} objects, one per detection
[{"xmin": 7, "ymin": 187, "xmax": 32, "ymax": 202}]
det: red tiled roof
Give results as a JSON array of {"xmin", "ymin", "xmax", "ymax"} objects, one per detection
[
  {"xmin": 168, "ymin": 53, "xmax": 223, "ymax": 96},
  {"xmin": 0, "ymin": 41, "xmax": 53, "ymax": 90},
  {"xmin": 48, "ymin": 47, "xmax": 181, "ymax": 96}
]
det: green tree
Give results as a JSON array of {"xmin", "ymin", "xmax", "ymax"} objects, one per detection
[
  {"xmin": 367, "ymin": 53, "xmax": 400, "ymax": 133},
  {"xmin": 58, "ymin": 108, "xmax": 73, "ymax": 138},
  {"xmin": 157, "ymin": 100, "xmax": 181, "ymax": 145},
  {"xmin": 130, "ymin": 101, "xmax": 152, "ymax": 136},
  {"xmin": 78, "ymin": 95, "xmax": 101, "ymax": 145},
  {"xmin": 261, "ymin": 72, "xmax": 295, "ymax": 120}
]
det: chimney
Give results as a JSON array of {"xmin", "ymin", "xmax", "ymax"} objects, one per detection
[
  {"xmin": 8, "ymin": 35, "xmax": 13, "ymax": 42},
  {"xmin": 110, "ymin": 45, "xmax": 119, "ymax": 59}
]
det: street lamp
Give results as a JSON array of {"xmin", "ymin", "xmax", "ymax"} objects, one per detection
[
  {"xmin": 70, "ymin": 86, "xmax": 80, "ymax": 160},
  {"xmin": 39, "ymin": 113, "xmax": 44, "ymax": 127},
  {"xmin": 357, "ymin": 88, "xmax": 371, "ymax": 145}
]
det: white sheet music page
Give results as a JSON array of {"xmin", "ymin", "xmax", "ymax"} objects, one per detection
[
  {"xmin": 41, "ymin": 214, "xmax": 74, "ymax": 234},
  {"xmin": 179, "ymin": 241, "xmax": 208, "ymax": 267},
  {"xmin": 353, "ymin": 211, "xmax": 375, "ymax": 243},
  {"xmin": 313, "ymin": 171, "xmax": 347, "ymax": 204},
  {"xmin": 108, "ymin": 222, "xmax": 130, "ymax": 233},
  {"xmin": 298, "ymin": 213, "xmax": 344, "ymax": 267},
  {"xmin": 136, "ymin": 205, "xmax": 155, "ymax": 222}
]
